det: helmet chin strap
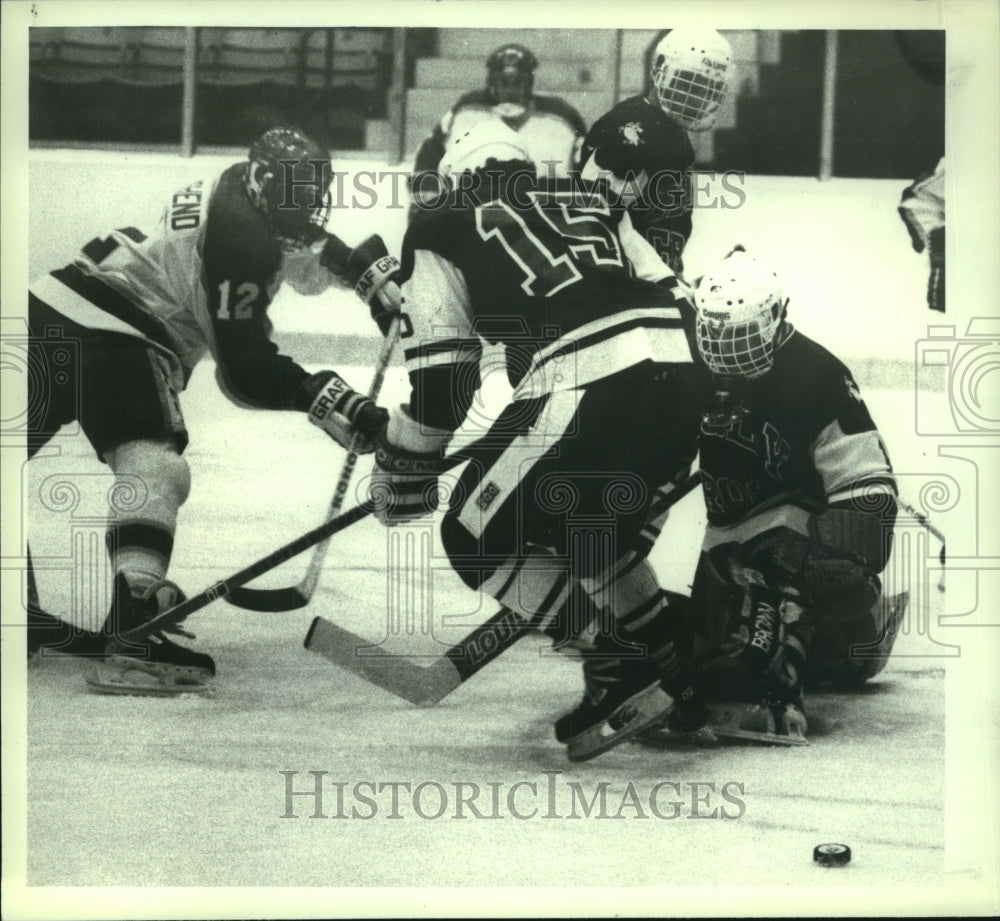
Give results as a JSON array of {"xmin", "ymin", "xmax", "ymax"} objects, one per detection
[{"xmin": 704, "ymin": 378, "xmax": 752, "ymax": 426}]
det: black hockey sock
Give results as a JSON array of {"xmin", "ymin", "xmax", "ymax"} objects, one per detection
[
  {"xmin": 106, "ymin": 521, "xmax": 174, "ymax": 594},
  {"xmin": 614, "ymin": 590, "xmax": 694, "ymax": 686}
]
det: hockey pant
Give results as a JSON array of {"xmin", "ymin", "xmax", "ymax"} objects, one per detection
[{"xmin": 438, "ymin": 362, "xmax": 701, "ymax": 679}]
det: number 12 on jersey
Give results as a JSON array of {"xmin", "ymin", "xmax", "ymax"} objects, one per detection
[{"xmin": 216, "ymin": 280, "xmax": 260, "ymax": 320}]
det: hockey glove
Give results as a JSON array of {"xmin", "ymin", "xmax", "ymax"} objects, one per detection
[
  {"xmin": 344, "ymin": 235, "xmax": 403, "ymax": 336},
  {"xmin": 302, "ymin": 371, "xmax": 389, "ymax": 454},
  {"xmin": 318, "ymin": 232, "xmax": 402, "ymax": 334},
  {"xmin": 319, "ymin": 232, "xmax": 353, "ymax": 276},
  {"xmin": 370, "ymin": 405, "xmax": 451, "ymax": 525}
]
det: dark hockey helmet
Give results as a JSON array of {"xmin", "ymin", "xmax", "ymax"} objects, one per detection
[
  {"xmin": 245, "ymin": 125, "xmax": 333, "ymax": 251},
  {"xmin": 486, "ymin": 44, "xmax": 538, "ymax": 109}
]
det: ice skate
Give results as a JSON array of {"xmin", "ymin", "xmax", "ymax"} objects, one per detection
[
  {"xmin": 87, "ymin": 574, "xmax": 215, "ymax": 697},
  {"xmin": 554, "ymin": 654, "xmax": 674, "ymax": 761}
]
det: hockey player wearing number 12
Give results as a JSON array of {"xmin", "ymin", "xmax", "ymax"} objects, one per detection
[
  {"xmin": 674, "ymin": 248, "xmax": 900, "ymax": 741},
  {"xmin": 26, "ymin": 125, "xmax": 395, "ymax": 696},
  {"xmin": 368, "ymin": 121, "xmax": 713, "ymax": 761}
]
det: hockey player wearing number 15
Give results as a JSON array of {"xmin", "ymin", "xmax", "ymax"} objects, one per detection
[
  {"xmin": 26, "ymin": 125, "xmax": 394, "ymax": 696},
  {"xmin": 368, "ymin": 121, "xmax": 712, "ymax": 761}
]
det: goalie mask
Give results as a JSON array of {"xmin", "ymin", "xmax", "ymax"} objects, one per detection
[
  {"xmin": 694, "ymin": 248, "xmax": 789, "ymax": 379},
  {"xmin": 439, "ymin": 121, "xmax": 533, "ymax": 180},
  {"xmin": 651, "ymin": 29, "xmax": 733, "ymax": 131},
  {"xmin": 245, "ymin": 125, "xmax": 333, "ymax": 252},
  {"xmin": 486, "ymin": 44, "xmax": 538, "ymax": 116}
]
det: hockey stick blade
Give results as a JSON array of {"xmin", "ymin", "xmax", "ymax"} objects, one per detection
[
  {"xmin": 304, "ymin": 616, "xmax": 446, "ymax": 706},
  {"xmin": 226, "ymin": 315, "xmax": 403, "ymax": 613},
  {"xmin": 305, "ymin": 607, "xmax": 533, "ymax": 706},
  {"xmin": 222, "ymin": 585, "xmax": 310, "ymax": 612},
  {"xmin": 302, "ymin": 470, "xmax": 704, "ymax": 704},
  {"xmin": 118, "ymin": 502, "xmax": 375, "ymax": 641}
]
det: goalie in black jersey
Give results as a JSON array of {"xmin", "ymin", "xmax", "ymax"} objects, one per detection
[
  {"xmin": 26, "ymin": 125, "xmax": 396, "ymax": 696},
  {"xmin": 581, "ymin": 28, "xmax": 734, "ymax": 277},
  {"xmin": 681, "ymin": 248, "xmax": 900, "ymax": 740},
  {"xmin": 368, "ymin": 121, "xmax": 712, "ymax": 761}
]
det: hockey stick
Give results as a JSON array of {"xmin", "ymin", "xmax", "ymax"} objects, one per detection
[
  {"xmin": 118, "ymin": 501, "xmax": 375, "ymax": 641},
  {"xmin": 225, "ymin": 315, "xmax": 403, "ymax": 612},
  {"xmin": 305, "ymin": 468, "xmax": 705, "ymax": 705},
  {"xmin": 897, "ymin": 496, "xmax": 946, "ymax": 592}
]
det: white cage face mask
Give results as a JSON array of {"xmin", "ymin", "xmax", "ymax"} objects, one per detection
[
  {"xmin": 694, "ymin": 249, "xmax": 787, "ymax": 378},
  {"xmin": 653, "ymin": 67, "xmax": 729, "ymax": 131},
  {"xmin": 651, "ymin": 30, "xmax": 733, "ymax": 131},
  {"xmin": 695, "ymin": 305, "xmax": 783, "ymax": 378}
]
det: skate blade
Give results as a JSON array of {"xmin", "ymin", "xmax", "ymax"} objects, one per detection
[
  {"xmin": 710, "ymin": 701, "xmax": 808, "ymax": 745},
  {"xmin": 566, "ymin": 684, "xmax": 674, "ymax": 762},
  {"xmin": 638, "ymin": 700, "xmax": 808, "ymax": 748},
  {"xmin": 633, "ymin": 725, "xmax": 720, "ymax": 749},
  {"xmin": 86, "ymin": 661, "xmax": 214, "ymax": 698},
  {"xmin": 711, "ymin": 726, "xmax": 808, "ymax": 746},
  {"xmin": 635, "ymin": 724, "xmax": 807, "ymax": 748}
]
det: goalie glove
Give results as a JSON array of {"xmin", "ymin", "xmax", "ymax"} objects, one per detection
[
  {"xmin": 766, "ymin": 524, "xmax": 880, "ymax": 621},
  {"xmin": 300, "ymin": 371, "xmax": 389, "ymax": 454},
  {"xmin": 370, "ymin": 405, "xmax": 451, "ymax": 525}
]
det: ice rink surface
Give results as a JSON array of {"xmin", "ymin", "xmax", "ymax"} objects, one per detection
[{"xmin": 9, "ymin": 153, "xmax": 995, "ymax": 915}]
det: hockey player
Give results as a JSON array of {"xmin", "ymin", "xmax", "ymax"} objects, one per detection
[
  {"xmin": 580, "ymin": 28, "xmax": 734, "ymax": 276},
  {"xmin": 898, "ymin": 157, "xmax": 945, "ymax": 311},
  {"xmin": 368, "ymin": 121, "xmax": 710, "ymax": 761},
  {"xmin": 409, "ymin": 43, "xmax": 587, "ymax": 215},
  {"xmin": 683, "ymin": 248, "xmax": 898, "ymax": 739},
  {"xmin": 26, "ymin": 125, "xmax": 396, "ymax": 696}
]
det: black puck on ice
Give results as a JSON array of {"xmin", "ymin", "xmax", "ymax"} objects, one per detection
[{"xmin": 813, "ymin": 843, "xmax": 852, "ymax": 866}]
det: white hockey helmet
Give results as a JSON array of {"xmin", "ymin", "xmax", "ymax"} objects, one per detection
[
  {"xmin": 651, "ymin": 28, "xmax": 734, "ymax": 131},
  {"xmin": 438, "ymin": 120, "xmax": 533, "ymax": 180},
  {"xmin": 694, "ymin": 247, "xmax": 788, "ymax": 378}
]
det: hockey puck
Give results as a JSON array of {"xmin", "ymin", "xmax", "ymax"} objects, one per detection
[{"xmin": 813, "ymin": 843, "xmax": 851, "ymax": 866}]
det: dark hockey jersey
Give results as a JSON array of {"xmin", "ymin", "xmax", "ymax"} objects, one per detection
[
  {"xmin": 414, "ymin": 89, "xmax": 587, "ymax": 177},
  {"xmin": 581, "ymin": 94, "xmax": 695, "ymax": 273},
  {"xmin": 399, "ymin": 167, "xmax": 698, "ymax": 432},
  {"xmin": 29, "ymin": 162, "xmax": 343, "ymax": 412},
  {"xmin": 698, "ymin": 328, "xmax": 896, "ymax": 532}
]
